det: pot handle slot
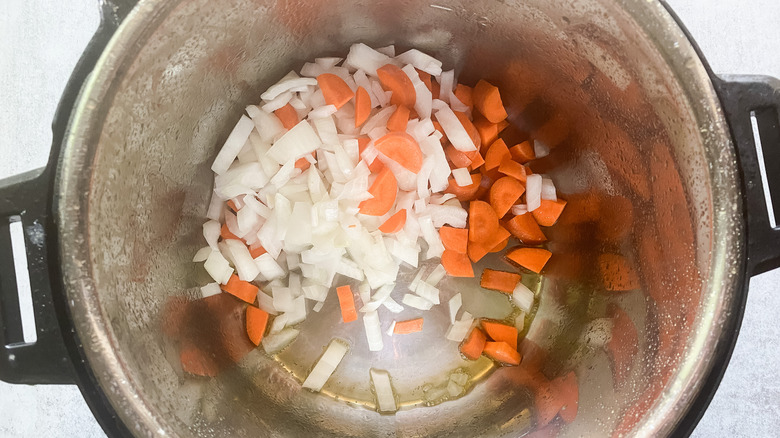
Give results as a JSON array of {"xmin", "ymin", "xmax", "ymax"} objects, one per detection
[{"xmin": 715, "ymin": 75, "xmax": 780, "ymax": 276}]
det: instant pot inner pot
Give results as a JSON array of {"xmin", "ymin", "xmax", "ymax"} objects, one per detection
[{"xmin": 80, "ymin": 0, "xmax": 737, "ymax": 436}]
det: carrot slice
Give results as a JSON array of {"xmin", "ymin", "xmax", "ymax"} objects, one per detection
[
  {"xmin": 483, "ymin": 341, "xmax": 521, "ymax": 365},
  {"xmin": 394, "ymin": 318, "xmax": 424, "ymax": 334},
  {"xmin": 484, "ymin": 139, "xmax": 511, "ymax": 171},
  {"xmin": 417, "ymin": 69, "xmax": 433, "ymax": 92},
  {"xmin": 379, "ymin": 209, "xmax": 407, "ymax": 233},
  {"xmin": 598, "ymin": 253, "xmax": 640, "ymax": 291},
  {"xmin": 220, "ymin": 223, "xmax": 240, "ymax": 241},
  {"xmin": 359, "ymin": 167, "xmax": 398, "ymax": 216},
  {"xmin": 226, "ymin": 199, "xmax": 239, "ymax": 213},
  {"xmin": 357, "ymin": 136, "xmax": 371, "ymax": 155},
  {"xmin": 497, "ymin": 119, "xmax": 510, "ymax": 133},
  {"xmin": 506, "ymin": 247, "xmax": 552, "ymax": 273},
  {"xmin": 444, "ymin": 173, "xmax": 482, "ymax": 202},
  {"xmin": 295, "ymin": 156, "xmax": 311, "ymax": 171},
  {"xmin": 505, "ymin": 213, "xmax": 547, "ymax": 244},
  {"xmin": 490, "ymin": 176, "xmax": 526, "ymax": 217},
  {"xmin": 246, "ymin": 305, "xmax": 269, "ymax": 346},
  {"xmin": 317, "ymin": 73, "xmax": 354, "ymax": 109},
  {"xmin": 468, "ymin": 226, "xmax": 510, "ymax": 263},
  {"xmin": 248, "ymin": 244, "xmax": 267, "ymax": 258},
  {"xmin": 445, "ymin": 144, "xmax": 473, "ymax": 168},
  {"xmin": 481, "ymin": 321, "xmax": 519, "ymax": 350},
  {"xmin": 221, "ymin": 274, "xmax": 258, "ymax": 303},
  {"xmin": 454, "ymin": 84, "xmax": 474, "ymax": 109},
  {"xmin": 274, "ymin": 103, "xmax": 298, "ymax": 129},
  {"xmin": 354, "ymin": 86, "xmax": 372, "ymax": 127},
  {"xmin": 473, "ymin": 79, "xmax": 508, "ymax": 123},
  {"xmin": 480, "ymin": 269, "xmax": 522, "ymax": 294},
  {"xmin": 374, "ymin": 132, "xmax": 423, "ymax": 173},
  {"xmin": 460, "ymin": 327, "xmax": 487, "ymax": 360},
  {"xmin": 387, "ymin": 105, "xmax": 410, "ymax": 132},
  {"xmin": 336, "ymin": 285, "xmax": 357, "ymax": 323},
  {"xmin": 377, "ymin": 64, "xmax": 416, "ymax": 108},
  {"xmin": 468, "ymin": 200, "xmax": 499, "ymax": 243},
  {"xmin": 466, "ymin": 150, "xmax": 485, "ymax": 170},
  {"xmin": 532, "ymin": 199, "xmax": 567, "ymax": 226},
  {"xmin": 441, "ymin": 250, "xmax": 475, "ymax": 277},
  {"xmin": 440, "ymin": 225, "xmax": 468, "ymax": 254},
  {"xmin": 510, "ymin": 140, "xmax": 535, "ymax": 163},
  {"xmin": 498, "ymin": 157, "xmax": 528, "ymax": 183},
  {"xmin": 490, "ymin": 237, "xmax": 509, "ymax": 253},
  {"xmin": 473, "ymin": 116, "xmax": 500, "ymax": 153},
  {"xmin": 455, "ymin": 111, "xmax": 482, "ymax": 151}
]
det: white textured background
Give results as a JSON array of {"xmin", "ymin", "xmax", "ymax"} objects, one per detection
[{"xmin": 0, "ymin": 1, "xmax": 778, "ymax": 437}]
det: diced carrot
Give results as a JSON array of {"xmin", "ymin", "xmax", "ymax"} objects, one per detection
[
  {"xmin": 504, "ymin": 213, "xmax": 547, "ymax": 244},
  {"xmin": 274, "ymin": 103, "xmax": 298, "ymax": 129},
  {"xmin": 441, "ymin": 250, "xmax": 475, "ymax": 277},
  {"xmin": 483, "ymin": 341, "xmax": 521, "ymax": 365},
  {"xmin": 377, "ymin": 64, "xmax": 416, "ymax": 108},
  {"xmin": 445, "ymin": 144, "xmax": 473, "ymax": 168},
  {"xmin": 220, "ymin": 223, "xmax": 241, "ymax": 241},
  {"xmin": 468, "ymin": 226, "xmax": 510, "ymax": 263},
  {"xmin": 468, "ymin": 200, "xmax": 499, "ymax": 243},
  {"xmin": 379, "ymin": 209, "xmax": 407, "ymax": 233},
  {"xmin": 484, "ymin": 139, "xmax": 511, "ymax": 171},
  {"xmin": 354, "ymin": 86, "xmax": 372, "ymax": 127},
  {"xmin": 359, "ymin": 167, "xmax": 398, "ymax": 216},
  {"xmin": 336, "ymin": 285, "xmax": 358, "ymax": 323},
  {"xmin": 480, "ymin": 269, "xmax": 522, "ymax": 294},
  {"xmin": 473, "ymin": 116, "xmax": 500, "ymax": 153},
  {"xmin": 221, "ymin": 274, "xmax": 258, "ymax": 303},
  {"xmin": 367, "ymin": 157, "xmax": 385, "ymax": 173},
  {"xmin": 179, "ymin": 341, "xmax": 219, "ymax": 377},
  {"xmin": 598, "ymin": 253, "xmax": 640, "ymax": 291},
  {"xmin": 417, "ymin": 69, "xmax": 433, "ymax": 92},
  {"xmin": 295, "ymin": 156, "xmax": 311, "ymax": 171},
  {"xmin": 317, "ymin": 73, "xmax": 354, "ymax": 109},
  {"xmin": 444, "ymin": 173, "xmax": 482, "ymax": 202},
  {"xmin": 440, "ymin": 225, "xmax": 469, "ymax": 254},
  {"xmin": 226, "ymin": 200, "xmax": 238, "ymax": 213},
  {"xmin": 532, "ymin": 199, "xmax": 567, "ymax": 226},
  {"xmin": 510, "ymin": 140, "xmax": 535, "ymax": 163},
  {"xmin": 551, "ymin": 371, "xmax": 579, "ymax": 423},
  {"xmin": 489, "ymin": 237, "xmax": 509, "ymax": 253},
  {"xmin": 466, "ymin": 150, "xmax": 485, "ymax": 170},
  {"xmin": 374, "ymin": 132, "xmax": 423, "ymax": 173},
  {"xmin": 394, "ymin": 318, "xmax": 424, "ymax": 334},
  {"xmin": 387, "ymin": 105, "xmax": 410, "ymax": 132},
  {"xmin": 454, "ymin": 84, "xmax": 474, "ymax": 109},
  {"xmin": 246, "ymin": 305, "xmax": 269, "ymax": 346},
  {"xmin": 357, "ymin": 136, "xmax": 371, "ymax": 155},
  {"xmin": 248, "ymin": 244, "xmax": 267, "ymax": 258},
  {"xmin": 460, "ymin": 327, "xmax": 487, "ymax": 360},
  {"xmin": 506, "ymin": 247, "xmax": 552, "ymax": 274},
  {"xmin": 497, "ymin": 119, "xmax": 510, "ymax": 133},
  {"xmin": 498, "ymin": 157, "xmax": 528, "ymax": 183},
  {"xmin": 473, "ymin": 79, "xmax": 508, "ymax": 123},
  {"xmin": 454, "ymin": 111, "xmax": 482, "ymax": 151},
  {"xmin": 489, "ymin": 176, "xmax": 526, "ymax": 217},
  {"xmin": 481, "ymin": 320, "xmax": 519, "ymax": 350}
]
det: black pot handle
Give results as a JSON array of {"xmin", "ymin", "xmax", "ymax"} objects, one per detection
[
  {"xmin": 0, "ymin": 0, "xmax": 136, "ymax": 384},
  {"xmin": 714, "ymin": 75, "xmax": 780, "ymax": 277}
]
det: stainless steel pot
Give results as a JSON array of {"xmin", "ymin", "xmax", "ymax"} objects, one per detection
[{"xmin": 1, "ymin": 0, "xmax": 779, "ymax": 436}]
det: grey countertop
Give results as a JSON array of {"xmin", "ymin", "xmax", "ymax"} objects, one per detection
[{"xmin": 1, "ymin": 1, "xmax": 778, "ymax": 436}]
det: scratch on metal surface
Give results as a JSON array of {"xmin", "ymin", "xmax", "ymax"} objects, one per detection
[{"xmin": 430, "ymin": 4, "xmax": 453, "ymax": 11}]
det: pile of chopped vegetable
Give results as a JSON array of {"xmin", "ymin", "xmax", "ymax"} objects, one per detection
[{"xmin": 190, "ymin": 43, "xmax": 567, "ymax": 410}]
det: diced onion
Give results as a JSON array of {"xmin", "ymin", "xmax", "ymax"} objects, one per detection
[
  {"xmin": 534, "ymin": 140, "xmax": 550, "ymax": 158},
  {"xmin": 370, "ymin": 369, "xmax": 397, "ymax": 412},
  {"xmin": 452, "ymin": 168, "xmax": 472, "ymax": 187},
  {"xmin": 448, "ymin": 293, "xmax": 462, "ymax": 325},
  {"xmin": 192, "ymin": 246, "xmax": 212, "ymax": 262},
  {"xmin": 526, "ymin": 174, "xmax": 542, "ymax": 212},
  {"xmin": 200, "ymin": 282, "xmax": 222, "ymax": 298},
  {"xmin": 204, "ymin": 250, "xmax": 233, "ymax": 284},
  {"xmin": 211, "ymin": 115, "xmax": 255, "ymax": 175},
  {"xmin": 302, "ymin": 339, "xmax": 349, "ymax": 391},
  {"xmin": 541, "ymin": 177, "xmax": 557, "ymax": 201},
  {"xmin": 512, "ymin": 282, "xmax": 535, "ymax": 313},
  {"xmin": 432, "ymin": 100, "xmax": 476, "ymax": 152},
  {"xmin": 262, "ymin": 328, "xmax": 300, "ymax": 355},
  {"xmin": 363, "ymin": 311, "xmax": 384, "ymax": 352},
  {"xmin": 382, "ymin": 297, "xmax": 404, "ymax": 313},
  {"xmin": 402, "ymin": 293, "xmax": 433, "ymax": 310}
]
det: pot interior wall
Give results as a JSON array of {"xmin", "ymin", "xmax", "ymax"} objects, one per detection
[{"xmin": 80, "ymin": 0, "xmax": 736, "ymax": 436}]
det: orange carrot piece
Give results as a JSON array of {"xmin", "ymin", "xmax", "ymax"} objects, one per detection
[
  {"xmin": 466, "ymin": 150, "xmax": 485, "ymax": 170},
  {"xmin": 473, "ymin": 116, "xmax": 500, "ymax": 153},
  {"xmin": 468, "ymin": 226, "xmax": 510, "ymax": 263},
  {"xmin": 441, "ymin": 250, "xmax": 475, "ymax": 277},
  {"xmin": 468, "ymin": 200, "xmax": 499, "ymax": 243},
  {"xmin": 354, "ymin": 86, "xmax": 372, "ymax": 127},
  {"xmin": 317, "ymin": 73, "xmax": 354, "ymax": 109},
  {"xmin": 387, "ymin": 105, "xmax": 410, "ymax": 132},
  {"xmin": 221, "ymin": 223, "xmax": 241, "ymax": 241},
  {"xmin": 454, "ymin": 84, "xmax": 474, "ymax": 109},
  {"xmin": 417, "ymin": 69, "xmax": 433, "ymax": 92},
  {"xmin": 510, "ymin": 140, "xmax": 535, "ymax": 163},
  {"xmin": 445, "ymin": 144, "xmax": 473, "ymax": 168},
  {"xmin": 480, "ymin": 269, "xmax": 522, "ymax": 294},
  {"xmin": 248, "ymin": 244, "xmax": 267, "ymax": 258},
  {"xmin": 483, "ymin": 341, "xmax": 521, "ymax": 365},
  {"xmin": 460, "ymin": 327, "xmax": 487, "ymax": 360},
  {"xmin": 246, "ymin": 305, "xmax": 269, "ymax": 346},
  {"xmin": 374, "ymin": 132, "xmax": 423, "ymax": 173},
  {"xmin": 497, "ymin": 120, "xmax": 510, "ymax": 133},
  {"xmin": 490, "ymin": 237, "xmax": 509, "ymax": 253},
  {"xmin": 440, "ymin": 225, "xmax": 469, "ymax": 254},
  {"xmin": 295, "ymin": 156, "xmax": 311, "ymax": 171},
  {"xmin": 532, "ymin": 199, "xmax": 567, "ymax": 227},
  {"xmin": 484, "ymin": 139, "xmax": 511, "ymax": 171},
  {"xmin": 481, "ymin": 320, "xmax": 519, "ymax": 350},
  {"xmin": 506, "ymin": 247, "xmax": 552, "ymax": 274},
  {"xmin": 379, "ymin": 209, "xmax": 407, "ymax": 233},
  {"xmin": 505, "ymin": 213, "xmax": 547, "ymax": 244},
  {"xmin": 444, "ymin": 173, "xmax": 482, "ymax": 202},
  {"xmin": 598, "ymin": 253, "xmax": 640, "ymax": 291},
  {"xmin": 336, "ymin": 285, "xmax": 357, "ymax": 323},
  {"xmin": 473, "ymin": 79, "xmax": 508, "ymax": 123},
  {"xmin": 489, "ymin": 176, "xmax": 526, "ymax": 217},
  {"xmin": 357, "ymin": 136, "xmax": 371, "ymax": 155},
  {"xmin": 498, "ymin": 157, "xmax": 528, "ymax": 183},
  {"xmin": 226, "ymin": 200, "xmax": 238, "ymax": 213},
  {"xmin": 394, "ymin": 318, "xmax": 424, "ymax": 334},
  {"xmin": 377, "ymin": 64, "xmax": 416, "ymax": 108},
  {"xmin": 455, "ymin": 111, "xmax": 482, "ymax": 151},
  {"xmin": 221, "ymin": 274, "xmax": 258, "ymax": 303},
  {"xmin": 274, "ymin": 103, "xmax": 298, "ymax": 129},
  {"xmin": 359, "ymin": 167, "xmax": 398, "ymax": 216}
]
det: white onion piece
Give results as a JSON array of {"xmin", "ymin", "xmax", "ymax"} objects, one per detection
[
  {"xmin": 262, "ymin": 327, "xmax": 299, "ymax": 354},
  {"xmin": 353, "ymin": 69, "xmax": 379, "ymax": 107},
  {"xmin": 387, "ymin": 238, "xmax": 419, "ymax": 268},
  {"xmin": 448, "ymin": 293, "xmax": 462, "ymax": 325},
  {"xmin": 511, "ymin": 204, "xmax": 529, "ymax": 216},
  {"xmin": 302, "ymin": 339, "xmax": 349, "ymax": 391},
  {"xmin": 526, "ymin": 174, "xmax": 543, "ymax": 212},
  {"xmin": 315, "ymin": 57, "xmax": 343, "ymax": 69},
  {"xmin": 257, "ymin": 291, "xmax": 278, "ymax": 315},
  {"xmin": 375, "ymin": 45, "xmax": 396, "ymax": 57},
  {"xmin": 256, "ymin": 253, "xmax": 285, "ymax": 281},
  {"xmin": 358, "ymin": 282, "xmax": 371, "ymax": 305},
  {"xmin": 370, "ymin": 369, "xmax": 397, "ymax": 412},
  {"xmin": 245, "ymin": 106, "xmax": 284, "ymax": 143},
  {"xmin": 286, "ymin": 296, "xmax": 307, "ymax": 325},
  {"xmin": 225, "ymin": 239, "xmax": 260, "ymax": 281},
  {"xmin": 541, "ymin": 177, "xmax": 557, "ymax": 201},
  {"xmin": 395, "ymin": 49, "xmax": 443, "ymax": 76},
  {"xmin": 200, "ymin": 282, "xmax": 222, "ymax": 298},
  {"xmin": 206, "ymin": 190, "xmax": 224, "ymax": 221},
  {"xmin": 337, "ymin": 257, "xmax": 365, "ymax": 281},
  {"xmin": 432, "ymin": 100, "xmax": 477, "ymax": 152},
  {"xmin": 382, "ymin": 297, "xmax": 404, "ymax": 313},
  {"xmin": 419, "ymin": 135, "xmax": 451, "ymax": 192},
  {"xmin": 344, "ymin": 43, "xmax": 393, "ymax": 77},
  {"xmin": 302, "ymin": 282, "xmax": 329, "ymax": 302},
  {"xmin": 192, "ymin": 246, "xmax": 212, "ymax": 262},
  {"xmin": 261, "ymin": 91, "xmax": 293, "ymax": 113},
  {"xmin": 534, "ymin": 140, "xmax": 550, "ymax": 158},
  {"xmin": 401, "ymin": 64, "xmax": 433, "ymax": 120},
  {"xmin": 445, "ymin": 316, "xmax": 474, "ymax": 342},
  {"xmin": 204, "ymin": 251, "xmax": 233, "ymax": 284},
  {"xmin": 300, "ymin": 62, "xmax": 325, "ymax": 78},
  {"xmin": 409, "ymin": 266, "xmax": 427, "ymax": 293},
  {"xmin": 361, "ymin": 105, "xmax": 396, "ymax": 135},
  {"xmin": 203, "ymin": 220, "xmax": 221, "ymax": 249},
  {"xmin": 288, "ymin": 272, "xmax": 301, "ymax": 293},
  {"xmin": 237, "ymin": 206, "xmax": 262, "ymax": 236},
  {"xmin": 360, "ymin": 283, "xmax": 395, "ymax": 312},
  {"xmin": 402, "ymin": 293, "xmax": 433, "ymax": 310},
  {"xmin": 452, "ymin": 168, "xmax": 472, "ymax": 187},
  {"xmin": 371, "ymin": 80, "xmax": 390, "ymax": 107},
  {"xmin": 363, "ymin": 311, "xmax": 384, "ymax": 352},
  {"xmin": 415, "ymin": 281, "xmax": 440, "ymax": 305},
  {"xmin": 426, "ymin": 204, "xmax": 467, "ymax": 229},
  {"xmin": 416, "ymin": 157, "xmax": 435, "ymax": 200},
  {"xmin": 267, "ymin": 120, "xmax": 323, "ymax": 165},
  {"xmin": 270, "ymin": 313, "xmax": 288, "ymax": 334},
  {"xmin": 386, "ymin": 321, "xmax": 397, "ymax": 336},
  {"xmin": 261, "ymin": 76, "xmax": 317, "ymax": 101},
  {"xmin": 450, "ymin": 371, "xmax": 469, "ymax": 387},
  {"xmin": 312, "ymin": 301, "xmax": 325, "ymax": 312},
  {"xmin": 418, "ymin": 215, "xmax": 445, "ymax": 259},
  {"xmin": 289, "ymin": 97, "xmax": 309, "ymax": 111},
  {"xmin": 447, "ymin": 379, "xmax": 464, "ymax": 397},
  {"xmin": 272, "ymin": 287, "xmax": 295, "ymax": 313},
  {"xmin": 308, "ymin": 104, "xmax": 338, "ymax": 119},
  {"xmin": 512, "ymin": 282, "xmax": 535, "ymax": 313},
  {"xmin": 211, "ymin": 115, "xmax": 255, "ymax": 175},
  {"xmin": 438, "ymin": 70, "xmax": 454, "ymax": 104},
  {"xmin": 425, "ymin": 264, "xmax": 447, "ymax": 287},
  {"xmin": 515, "ymin": 312, "xmax": 526, "ymax": 332}
]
